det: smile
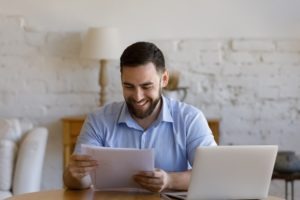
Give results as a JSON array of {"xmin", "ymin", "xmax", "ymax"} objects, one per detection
[{"xmin": 133, "ymin": 100, "xmax": 148, "ymax": 108}]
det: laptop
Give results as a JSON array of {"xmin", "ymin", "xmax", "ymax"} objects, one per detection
[{"xmin": 163, "ymin": 145, "xmax": 278, "ymax": 200}]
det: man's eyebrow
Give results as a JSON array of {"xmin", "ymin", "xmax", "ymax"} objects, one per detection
[
  {"xmin": 140, "ymin": 82, "xmax": 153, "ymax": 86},
  {"xmin": 122, "ymin": 81, "xmax": 154, "ymax": 86},
  {"xmin": 122, "ymin": 81, "xmax": 134, "ymax": 85}
]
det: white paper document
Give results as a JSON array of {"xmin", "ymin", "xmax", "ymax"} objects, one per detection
[{"xmin": 81, "ymin": 144, "xmax": 155, "ymax": 189}]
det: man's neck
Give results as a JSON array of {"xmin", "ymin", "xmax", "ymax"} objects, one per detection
[{"xmin": 133, "ymin": 98, "xmax": 162, "ymax": 130}]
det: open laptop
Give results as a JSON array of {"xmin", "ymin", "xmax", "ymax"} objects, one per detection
[{"xmin": 163, "ymin": 145, "xmax": 278, "ymax": 200}]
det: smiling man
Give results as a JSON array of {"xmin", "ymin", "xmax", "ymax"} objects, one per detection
[{"xmin": 63, "ymin": 42, "xmax": 217, "ymax": 192}]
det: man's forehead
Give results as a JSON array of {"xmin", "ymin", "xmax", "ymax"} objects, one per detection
[
  {"xmin": 122, "ymin": 62, "xmax": 158, "ymax": 73},
  {"xmin": 121, "ymin": 67, "xmax": 161, "ymax": 85}
]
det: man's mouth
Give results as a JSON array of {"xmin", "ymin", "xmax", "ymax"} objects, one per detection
[{"xmin": 133, "ymin": 100, "xmax": 148, "ymax": 108}]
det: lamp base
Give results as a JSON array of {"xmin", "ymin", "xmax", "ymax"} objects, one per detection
[{"xmin": 99, "ymin": 60, "xmax": 108, "ymax": 106}]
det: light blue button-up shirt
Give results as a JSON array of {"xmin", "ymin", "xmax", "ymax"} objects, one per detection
[{"xmin": 74, "ymin": 96, "xmax": 216, "ymax": 172}]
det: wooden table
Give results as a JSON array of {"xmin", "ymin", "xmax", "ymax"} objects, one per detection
[
  {"xmin": 6, "ymin": 189, "xmax": 160, "ymax": 200},
  {"xmin": 6, "ymin": 189, "xmax": 284, "ymax": 200}
]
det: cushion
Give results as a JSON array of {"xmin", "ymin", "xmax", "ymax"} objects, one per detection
[
  {"xmin": 13, "ymin": 127, "xmax": 48, "ymax": 195},
  {"xmin": 0, "ymin": 119, "xmax": 22, "ymax": 142},
  {"xmin": 0, "ymin": 140, "xmax": 17, "ymax": 191},
  {"xmin": 0, "ymin": 191, "xmax": 12, "ymax": 199}
]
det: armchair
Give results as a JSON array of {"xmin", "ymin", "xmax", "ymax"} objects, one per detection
[{"xmin": 0, "ymin": 119, "xmax": 48, "ymax": 199}]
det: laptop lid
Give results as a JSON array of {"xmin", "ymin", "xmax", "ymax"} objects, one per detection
[{"xmin": 187, "ymin": 145, "xmax": 278, "ymax": 200}]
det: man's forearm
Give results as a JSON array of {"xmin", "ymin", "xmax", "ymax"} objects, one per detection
[
  {"xmin": 167, "ymin": 170, "xmax": 191, "ymax": 191},
  {"xmin": 63, "ymin": 167, "xmax": 92, "ymax": 189}
]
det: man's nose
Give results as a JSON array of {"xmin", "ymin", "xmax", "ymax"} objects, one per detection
[{"xmin": 133, "ymin": 88, "xmax": 144, "ymax": 102}]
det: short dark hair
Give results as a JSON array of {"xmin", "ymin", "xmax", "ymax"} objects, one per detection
[{"xmin": 120, "ymin": 42, "xmax": 165, "ymax": 73}]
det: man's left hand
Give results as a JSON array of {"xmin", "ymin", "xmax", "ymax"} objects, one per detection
[{"xmin": 133, "ymin": 168, "xmax": 170, "ymax": 192}]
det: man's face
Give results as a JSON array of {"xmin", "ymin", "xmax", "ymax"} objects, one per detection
[{"xmin": 121, "ymin": 63, "xmax": 168, "ymax": 119}]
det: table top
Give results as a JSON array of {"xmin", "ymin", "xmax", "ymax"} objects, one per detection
[
  {"xmin": 272, "ymin": 171, "xmax": 300, "ymax": 180},
  {"xmin": 6, "ymin": 189, "xmax": 284, "ymax": 200},
  {"xmin": 6, "ymin": 189, "xmax": 160, "ymax": 200}
]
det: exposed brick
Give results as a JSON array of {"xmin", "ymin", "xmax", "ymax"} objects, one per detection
[
  {"xmin": 0, "ymin": 15, "xmax": 24, "ymax": 30},
  {"xmin": 24, "ymin": 31, "xmax": 46, "ymax": 47},
  {"xmin": 200, "ymin": 51, "xmax": 222, "ymax": 64},
  {"xmin": 276, "ymin": 40, "xmax": 300, "ymax": 52},
  {"xmin": 0, "ymin": 43, "xmax": 38, "ymax": 56},
  {"xmin": 278, "ymin": 65, "xmax": 300, "ymax": 76},
  {"xmin": 262, "ymin": 52, "xmax": 300, "ymax": 64},
  {"xmin": 179, "ymin": 39, "xmax": 223, "ymax": 51},
  {"xmin": 45, "ymin": 79, "xmax": 72, "ymax": 93},
  {"xmin": 45, "ymin": 105, "xmax": 94, "ymax": 118},
  {"xmin": 0, "ymin": 77, "xmax": 26, "ymax": 92},
  {"xmin": 166, "ymin": 50, "xmax": 200, "ymax": 63},
  {"xmin": 221, "ymin": 64, "xmax": 241, "ymax": 76},
  {"xmin": 190, "ymin": 64, "xmax": 222, "ymax": 75},
  {"xmin": 24, "ymin": 79, "xmax": 47, "ymax": 93},
  {"xmin": 224, "ymin": 52, "xmax": 260, "ymax": 64},
  {"xmin": 241, "ymin": 64, "xmax": 280, "ymax": 76},
  {"xmin": 151, "ymin": 40, "xmax": 180, "ymax": 52},
  {"xmin": 256, "ymin": 86, "xmax": 280, "ymax": 99},
  {"xmin": 0, "ymin": 104, "xmax": 47, "ymax": 118},
  {"xmin": 279, "ymin": 85, "xmax": 300, "ymax": 98},
  {"xmin": 232, "ymin": 39, "xmax": 275, "ymax": 51},
  {"xmin": 42, "ymin": 32, "xmax": 81, "ymax": 57},
  {"xmin": 0, "ymin": 31, "xmax": 25, "ymax": 44}
]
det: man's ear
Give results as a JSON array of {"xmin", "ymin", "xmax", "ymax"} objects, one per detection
[{"xmin": 161, "ymin": 70, "xmax": 169, "ymax": 88}]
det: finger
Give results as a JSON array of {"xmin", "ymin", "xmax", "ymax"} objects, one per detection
[
  {"xmin": 70, "ymin": 165, "xmax": 97, "ymax": 180},
  {"xmin": 134, "ymin": 175, "xmax": 163, "ymax": 185},
  {"xmin": 74, "ymin": 171, "xmax": 88, "ymax": 179},
  {"xmin": 69, "ymin": 165, "xmax": 97, "ymax": 180},
  {"xmin": 72, "ymin": 165, "xmax": 98, "ymax": 174},
  {"xmin": 136, "ymin": 181, "xmax": 161, "ymax": 192},
  {"xmin": 70, "ymin": 160, "xmax": 98, "ymax": 168},
  {"xmin": 71, "ymin": 155, "xmax": 95, "ymax": 161},
  {"xmin": 70, "ymin": 156, "xmax": 97, "ymax": 168},
  {"xmin": 70, "ymin": 169, "xmax": 86, "ymax": 179},
  {"xmin": 135, "ymin": 171, "xmax": 162, "ymax": 178},
  {"xmin": 71, "ymin": 154, "xmax": 98, "ymax": 161}
]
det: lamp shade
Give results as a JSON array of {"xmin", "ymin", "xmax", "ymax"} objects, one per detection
[{"xmin": 80, "ymin": 27, "xmax": 120, "ymax": 60}]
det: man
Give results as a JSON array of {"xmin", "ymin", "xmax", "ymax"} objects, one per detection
[{"xmin": 63, "ymin": 42, "xmax": 216, "ymax": 192}]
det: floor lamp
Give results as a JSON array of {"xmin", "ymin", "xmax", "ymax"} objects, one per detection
[{"xmin": 80, "ymin": 27, "xmax": 120, "ymax": 106}]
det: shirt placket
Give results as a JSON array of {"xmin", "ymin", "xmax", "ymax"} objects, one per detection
[{"xmin": 141, "ymin": 131, "xmax": 147, "ymax": 149}]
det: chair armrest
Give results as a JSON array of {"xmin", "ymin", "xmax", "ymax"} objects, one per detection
[{"xmin": 12, "ymin": 127, "xmax": 48, "ymax": 195}]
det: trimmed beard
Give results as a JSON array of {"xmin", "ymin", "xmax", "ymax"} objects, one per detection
[{"xmin": 126, "ymin": 88, "xmax": 162, "ymax": 119}]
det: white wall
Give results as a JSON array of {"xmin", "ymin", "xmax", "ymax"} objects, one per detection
[
  {"xmin": 0, "ymin": 1, "xmax": 300, "ymax": 199},
  {"xmin": 1, "ymin": 0, "xmax": 300, "ymax": 42}
]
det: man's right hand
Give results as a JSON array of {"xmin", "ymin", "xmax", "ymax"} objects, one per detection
[{"xmin": 68, "ymin": 154, "xmax": 98, "ymax": 180}]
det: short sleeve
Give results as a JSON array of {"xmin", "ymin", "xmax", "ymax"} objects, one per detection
[
  {"xmin": 74, "ymin": 114, "xmax": 104, "ymax": 154},
  {"xmin": 186, "ymin": 111, "xmax": 217, "ymax": 166}
]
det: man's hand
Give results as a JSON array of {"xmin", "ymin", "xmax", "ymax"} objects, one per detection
[
  {"xmin": 68, "ymin": 154, "xmax": 98, "ymax": 180},
  {"xmin": 133, "ymin": 168, "xmax": 171, "ymax": 192}
]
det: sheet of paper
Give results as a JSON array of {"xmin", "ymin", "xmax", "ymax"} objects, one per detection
[{"xmin": 81, "ymin": 144, "xmax": 155, "ymax": 189}]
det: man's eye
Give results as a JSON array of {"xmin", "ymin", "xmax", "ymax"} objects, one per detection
[
  {"xmin": 123, "ymin": 85, "xmax": 133, "ymax": 89},
  {"xmin": 142, "ymin": 85, "xmax": 152, "ymax": 90}
]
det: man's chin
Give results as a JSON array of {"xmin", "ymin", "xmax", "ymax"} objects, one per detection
[{"xmin": 132, "ymin": 110, "xmax": 149, "ymax": 119}]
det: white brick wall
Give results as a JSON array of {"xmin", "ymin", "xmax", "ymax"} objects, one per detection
[
  {"xmin": 1, "ymin": 16, "xmax": 300, "ymax": 198},
  {"xmin": 0, "ymin": 16, "xmax": 101, "ymax": 189}
]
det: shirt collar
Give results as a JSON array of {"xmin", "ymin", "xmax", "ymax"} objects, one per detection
[
  {"xmin": 117, "ymin": 96, "xmax": 174, "ymax": 126},
  {"xmin": 157, "ymin": 95, "xmax": 174, "ymax": 123}
]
